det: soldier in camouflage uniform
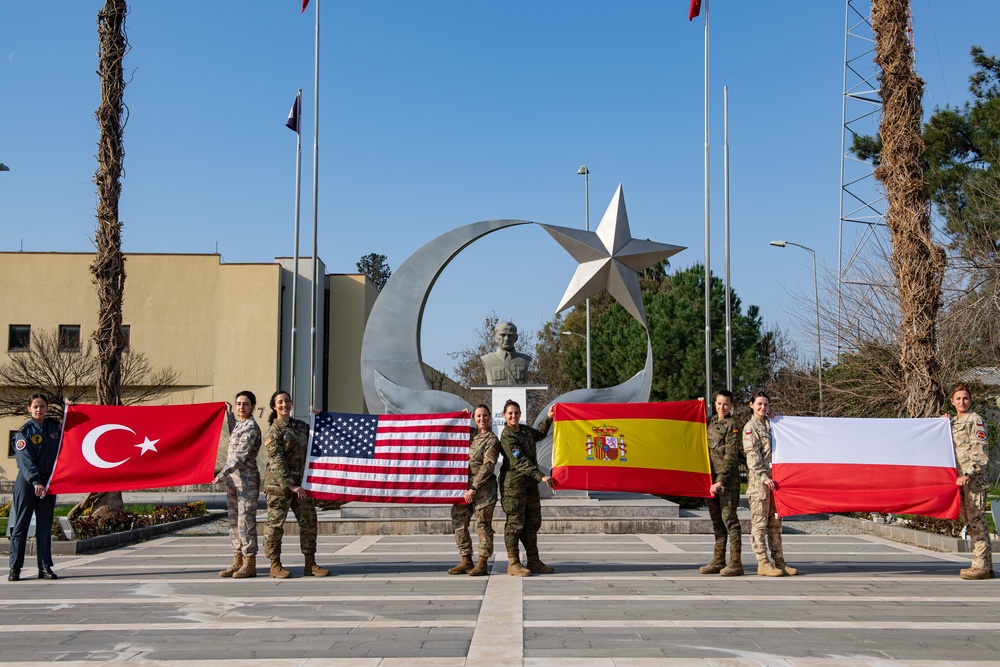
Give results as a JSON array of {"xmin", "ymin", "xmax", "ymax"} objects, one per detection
[
  {"xmin": 949, "ymin": 384, "xmax": 993, "ymax": 580},
  {"xmin": 262, "ymin": 390, "xmax": 329, "ymax": 579},
  {"xmin": 498, "ymin": 400, "xmax": 555, "ymax": 577},
  {"xmin": 214, "ymin": 391, "xmax": 262, "ymax": 579},
  {"xmin": 742, "ymin": 391, "xmax": 796, "ymax": 577},
  {"xmin": 448, "ymin": 404, "xmax": 502, "ymax": 576},
  {"xmin": 700, "ymin": 389, "xmax": 744, "ymax": 576}
]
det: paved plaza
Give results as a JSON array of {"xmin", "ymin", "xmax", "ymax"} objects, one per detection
[{"xmin": 2, "ymin": 528, "xmax": 999, "ymax": 666}]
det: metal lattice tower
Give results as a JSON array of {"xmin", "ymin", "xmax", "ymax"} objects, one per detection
[{"xmin": 837, "ymin": 0, "xmax": 891, "ymax": 357}]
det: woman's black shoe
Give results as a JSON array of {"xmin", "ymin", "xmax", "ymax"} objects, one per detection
[{"xmin": 38, "ymin": 567, "xmax": 58, "ymax": 580}]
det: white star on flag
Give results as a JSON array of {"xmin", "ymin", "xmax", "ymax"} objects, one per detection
[{"xmin": 135, "ymin": 436, "xmax": 160, "ymax": 455}]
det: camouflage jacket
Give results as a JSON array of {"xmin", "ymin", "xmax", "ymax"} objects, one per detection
[
  {"xmin": 952, "ymin": 411, "xmax": 989, "ymax": 492},
  {"xmin": 499, "ymin": 416, "xmax": 552, "ymax": 493},
  {"xmin": 708, "ymin": 413, "xmax": 741, "ymax": 489},
  {"xmin": 219, "ymin": 410, "xmax": 262, "ymax": 480},
  {"xmin": 742, "ymin": 415, "xmax": 772, "ymax": 493},
  {"xmin": 468, "ymin": 429, "xmax": 501, "ymax": 508},
  {"xmin": 264, "ymin": 418, "xmax": 310, "ymax": 492}
]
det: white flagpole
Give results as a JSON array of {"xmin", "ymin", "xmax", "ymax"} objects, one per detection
[
  {"xmin": 703, "ymin": 0, "xmax": 712, "ymax": 410},
  {"xmin": 724, "ymin": 85, "xmax": 732, "ymax": 391},
  {"xmin": 290, "ymin": 89, "xmax": 303, "ymax": 405},
  {"xmin": 309, "ymin": 0, "xmax": 321, "ymax": 411}
]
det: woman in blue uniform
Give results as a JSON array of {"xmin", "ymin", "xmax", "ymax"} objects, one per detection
[{"xmin": 9, "ymin": 393, "xmax": 62, "ymax": 582}]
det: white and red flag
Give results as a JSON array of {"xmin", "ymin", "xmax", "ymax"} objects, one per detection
[
  {"xmin": 47, "ymin": 403, "xmax": 226, "ymax": 494},
  {"xmin": 771, "ymin": 416, "xmax": 960, "ymax": 519},
  {"xmin": 303, "ymin": 411, "xmax": 469, "ymax": 504}
]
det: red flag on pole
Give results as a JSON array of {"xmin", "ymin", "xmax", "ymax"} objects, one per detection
[
  {"xmin": 47, "ymin": 403, "xmax": 226, "ymax": 494},
  {"xmin": 689, "ymin": 0, "xmax": 702, "ymax": 21},
  {"xmin": 302, "ymin": 0, "xmax": 310, "ymax": 13}
]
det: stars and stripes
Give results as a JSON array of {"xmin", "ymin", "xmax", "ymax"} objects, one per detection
[{"xmin": 303, "ymin": 410, "xmax": 470, "ymax": 504}]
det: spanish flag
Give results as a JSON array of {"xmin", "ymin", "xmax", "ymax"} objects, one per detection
[{"xmin": 552, "ymin": 401, "xmax": 711, "ymax": 497}]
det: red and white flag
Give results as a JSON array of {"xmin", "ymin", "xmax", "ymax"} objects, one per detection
[
  {"xmin": 771, "ymin": 416, "xmax": 960, "ymax": 519},
  {"xmin": 47, "ymin": 403, "xmax": 226, "ymax": 494},
  {"xmin": 303, "ymin": 411, "xmax": 469, "ymax": 504}
]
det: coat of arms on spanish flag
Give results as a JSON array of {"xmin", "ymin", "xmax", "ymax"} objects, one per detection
[{"xmin": 551, "ymin": 400, "xmax": 712, "ymax": 497}]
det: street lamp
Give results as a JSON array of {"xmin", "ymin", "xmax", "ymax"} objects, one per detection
[
  {"xmin": 770, "ymin": 240, "xmax": 823, "ymax": 415},
  {"xmin": 561, "ymin": 331, "xmax": 592, "ymax": 390},
  {"xmin": 577, "ymin": 165, "xmax": 592, "ymax": 389}
]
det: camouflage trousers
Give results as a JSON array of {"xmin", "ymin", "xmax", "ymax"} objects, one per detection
[
  {"xmin": 747, "ymin": 488, "xmax": 784, "ymax": 563},
  {"xmin": 961, "ymin": 488, "xmax": 993, "ymax": 570},
  {"xmin": 502, "ymin": 483, "xmax": 542, "ymax": 556},
  {"xmin": 225, "ymin": 471, "xmax": 260, "ymax": 556},
  {"xmin": 450, "ymin": 501, "xmax": 496, "ymax": 558},
  {"xmin": 706, "ymin": 482, "xmax": 741, "ymax": 548},
  {"xmin": 263, "ymin": 488, "xmax": 318, "ymax": 559}
]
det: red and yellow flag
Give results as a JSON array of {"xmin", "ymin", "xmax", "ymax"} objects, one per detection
[{"xmin": 552, "ymin": 400, "xmax": 711, "ymax": 497}]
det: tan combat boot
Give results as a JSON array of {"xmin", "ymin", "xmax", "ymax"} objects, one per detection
[
  {"xmin": 774, "ymin": 559, "xmax": 798, "ymax": 576},
  {"xmin": 525, "ymin": 550, "xmax": 555, "ymax": 575},
  {"xmin": 756, "ymin": 559, "xmax": 785, "ymax": 577},
  {"xmin": 959, "ymin": 566, "xmax": 991, "ymax": 580},
  {"xmin": 447, "ymin": 555, "xmax": 475, "ymax": 575},
  {"xmin": 720, "ymin": 543, "xmax": 744, "ymax": 577},
  {"xmin": 507, "ymin": 551, "xmax": 531, "ymax": 577},
  {"xmin": 468, "ymin": 556, "xmax": 490, "ymax": 576},
  {"xmin": 269, "ymin": 556, "xmax": 292, "ymax": 579},
  {"xmin": 303, "ymin": 553, "xmax": 330, "ymax": 577},
  {"xmin": 699, "ymin": 541, "xmax": 726, "ymax": 574},
  {"xmin": 232, "ymin": 554, "xmax": 257, "ymax": 579},
  {"xmin": 219, "ymin": 553, "xmax": 243, "ymax": 578}
]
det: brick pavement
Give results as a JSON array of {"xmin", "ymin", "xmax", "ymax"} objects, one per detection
[{"xmin": 1, "ymin": 532, "xmax": 998, "ymax": 666}]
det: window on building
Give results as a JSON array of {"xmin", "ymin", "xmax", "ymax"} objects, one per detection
[
  {"xmin": 8, "ymin": 324, "xmax": 30, "ymax": 352},
  {"xmin": 121, "ymin": 325, "xmax": 131, "ymax": 352},
  {"xmin": 59, "ymin": 324, "xmax": 82, "ymax": 352}
]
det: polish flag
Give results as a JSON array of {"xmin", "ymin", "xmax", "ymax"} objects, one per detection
[
  {"xmin": 770, "ymin": 416, "xmax": 960, "ymax": 519},
  {"xmin": 47, "ymin": 403, "xmax": 226, "ymax": 494}
]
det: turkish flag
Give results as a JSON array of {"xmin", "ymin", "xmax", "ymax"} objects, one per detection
[
  {"xmin": 689, "ymin": 0, "xmax": 702, "ymax": 21},
  {"xmin": 47, "ymin": 403, "xmax": 226, "ymax": 494}
]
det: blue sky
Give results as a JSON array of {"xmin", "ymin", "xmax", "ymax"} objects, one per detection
[{"xmin": 2, "ymin": 1, "xmax": 998, "ymax": 379}]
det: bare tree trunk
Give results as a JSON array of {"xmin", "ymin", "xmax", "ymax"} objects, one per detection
[
  {"xmin": 92, "ymin": 0, "xmax": 128, "ymax": 408},
  {"xmin": 871, "ymin": 0, "xmax": 946, "ymax": 417},
  {"xmin": 82, "ymin": 0, "xmax": 129, "ymax": 516}
]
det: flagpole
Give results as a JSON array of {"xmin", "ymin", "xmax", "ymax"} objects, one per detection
[
  {"xmin": 290, "ymin": 89, "xmax": 303, "ymax": 405},
  {"xmin": 309, "ymin": 0, "xmax": 320, "ymax": 412},
  {"xmin": 702, "ymin": 0, "xmax": 712, "ymax": 411},
  {"xmin": 723, "ymin": 85, "xmax": 732, "ymax": 391}
]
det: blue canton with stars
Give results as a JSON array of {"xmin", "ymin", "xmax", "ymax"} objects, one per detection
[{"xmin": 312, "ymin": 412, "xmax": 378, "ymax": 459}]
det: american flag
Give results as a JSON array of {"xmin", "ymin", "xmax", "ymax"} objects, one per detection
[{"xmin": 302, "ymin": 411, "xmax": 470, "ymax": 504}]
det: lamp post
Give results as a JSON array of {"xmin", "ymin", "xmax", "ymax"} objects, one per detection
[
  {"xmin": 577, "ymin": 165, "xmax": 591, "ymax": 389},
  {"xmin": 770, "ymin": 240, "xmax": 823, "ymax": 415},
  {"xmin": 561, "ymin": 331, "xmax": 592, "ymax": 390}
]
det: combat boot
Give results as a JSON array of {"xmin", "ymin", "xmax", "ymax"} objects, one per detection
[
  {"xmin": 756, "ymin": 559, "xmax": 785, "ymax": 577},
  {"xmin": 525, "ymin": 550, "xmax": 555, "ymax": 575},
  {"xmin": 699, "ymin": 541, "xmax": 727, "ymax": 574},
  {"xmin": 468, "ymin": 556, "xmax": 490, "ymax": 576},
  {"xmin": 959, "ymin": 566, "xmax": 991, "ymax": 580},
  {"xmin": 720, "ymin": 543, "xmax": 744, "ymax": 577},
  {"xmin": 773, "ymin": 559, "xmax": 798, "ymax": 576},
  {"xmin": 232, "ymin": 554, "xmax": 257, "ymax": 579},
  {"xmin": 269, "ymin": 557, "xmax": 292, "ymax": 579},
  {"xmin": 219, "ymin": 553, "xmax": 243, "ymax": 578},
  {"xmin": 303, "ymin": 553, "xmax": 330, "ymax": 577},
  {"xmin": 447, "ymin": 555, "xmax": 475, "ymax": 575},
  {"xmin": 507, "ymin": 551, "xmax": 531, "ymax": 577}
]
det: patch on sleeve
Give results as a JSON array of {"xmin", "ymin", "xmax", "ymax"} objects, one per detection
[
  {"xmin": 15, "ymin": 438, "xmax": 27, "ymax": 451},
  {"xmin": 976, "ymin": 430, "xmax": 987, "ymax": 441},
  {"xmin": 511, "ymin": 448, "xmax": 521, "ymax": 459},
  {"xmin": 744, "ymin": 428, "xmax": 752, "ymax": 435}
]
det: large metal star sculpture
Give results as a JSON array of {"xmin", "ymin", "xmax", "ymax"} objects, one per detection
[{"xmin": 541, "ymin": 184, "xmax": 685, "ymax": 328}]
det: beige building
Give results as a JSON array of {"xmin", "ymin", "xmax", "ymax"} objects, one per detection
[{"xmin": 1, "ymin": 252, "xmax": 380, "ymax": 482}]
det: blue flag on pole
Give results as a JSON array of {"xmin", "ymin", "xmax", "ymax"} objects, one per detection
[{"xmin": 285, "ymin": 93, "xmax": 300, "ymax": 133}]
